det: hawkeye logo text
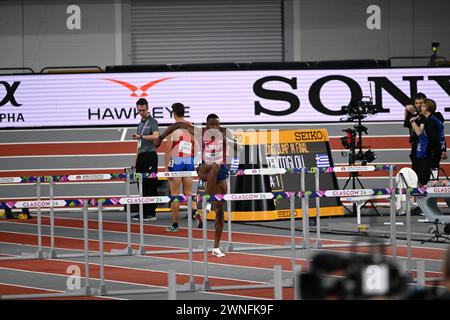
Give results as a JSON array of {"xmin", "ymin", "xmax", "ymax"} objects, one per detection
[{"xmin": 87, "ymin": 77, "xmax": 175, "ymax": 121}]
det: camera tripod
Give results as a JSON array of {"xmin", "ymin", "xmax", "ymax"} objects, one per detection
[{"xmin": 341, "ymin": 118, "xmax": 381, "ymax": 217}]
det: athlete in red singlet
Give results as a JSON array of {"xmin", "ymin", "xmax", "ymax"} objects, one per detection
[
  {"xmin": 164, "ymin": 103, "xmax": 200, "ymax": 232},
  {"xmin": 154, "ymin": 113, "xmax": 241, "ymax": 257}
]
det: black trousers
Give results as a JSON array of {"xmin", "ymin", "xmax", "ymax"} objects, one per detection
[
  {"xmin": 136, "ymin": 151, "xmax": 158, "ymax": 216},
  {"xmin": 409, "ymin": 145, "xmax": 419, "ymax": 177},
  {"xmin": 416, "ymin": 154, "xmax": 441, "ymax": 186}
]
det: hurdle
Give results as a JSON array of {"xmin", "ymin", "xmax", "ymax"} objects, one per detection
[
  {"xmin": 93, "ymin": 200, "xmax": 190, "ymax": 298},
  {"xmin": 0, "ymin": 201, "xmax": 93, "ymax": 299},
  {"xmin": 0, "ymin": 172, "xmax": 134, "ymax": 260},
  {"xmin": 225, "ymin": 165, "xmax": 397, "ymax": 256},
  {"xmin": 0, "ymin": 197, "xmax": 186, "ymax": 300},
  {"xmin": 1, "ymin": 167, "xmax": 442, "ymax": 298},
  {"xmin": 0, "ymin": 176, "xmax": 44, "ymax": 261},
  {"xmin": 0, "ymin": 186, "xmax": 441, "ymax": 299}
]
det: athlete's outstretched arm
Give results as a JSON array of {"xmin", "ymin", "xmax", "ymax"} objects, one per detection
[{"xmin": 154, "ymin": 122, "xmax": 195, "ymax": 147}]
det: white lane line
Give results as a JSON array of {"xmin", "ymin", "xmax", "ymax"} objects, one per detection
[
  {"xmin": 120, "ymin": 128, "xmax": 128, "ymax": 141},
  {"xmin": 0, "ymin": 237, "xmax": 283, "ymax": 273},
  {"xmin": 0, "ymin": 280, "xmax": 126, "ymax": 300},
  {"xmin": 2, "ymin": 215, "xmax": 448, "ymax": 253},
  {"xmin": 0, "ymin": 266, "xmax": 269, "ymax": 300},
  {"xmin": 0, "ymin": 237, "xmax": 444, "ymax": 277},
  {"xmin": 0, "ymin": 278, "xmax": 126, "ymax": 300}
]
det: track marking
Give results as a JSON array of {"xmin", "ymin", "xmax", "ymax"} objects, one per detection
[
  {"xmin": 0, "ymin": 228, "xmax": 446, "ymax": 268},
  {"xmin": 120, "ymin": 128, "xmax": 128, "ymax": 141},
  {"xmin": 26, "ymin": 214, "xmax": 449, "ymax": 252}
]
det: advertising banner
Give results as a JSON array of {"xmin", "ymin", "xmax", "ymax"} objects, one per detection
[
  {"xmin": 1, "ymin": 67, "xmax": 449, "ymax": 128},
  {"xmin": 199, "ymin": 129, "xmax": 344, "ymax": 221}
]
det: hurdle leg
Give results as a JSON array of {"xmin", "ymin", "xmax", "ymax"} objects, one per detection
[
  {"xmin": 405, "ymin": 190, "xmax": 412, "ymax": 272},
  {"xmin": 168, "ymin": 270, "xmax": 177, "ymax": 300},
  {"xmin": 202, "ymin": 200, "xmax": 210, "ymax": 290},
  {"xmin": 126, "ymin": 172, "xmax": 133, "ymax": 255},
  {"xmin": 389, "ymin": 166, "xmax": 397, "ymax": 258},
  {"xmin": 273, "ymin": 265, "xmax": 283, "ymax": 300},
  {"xmin": 83, "ymin": 202, "xmax": 92, "ymax": 296},
  {"xmin": 226, "ymin": 176, "xmax": 233, "ymax": 252},
  {"xmin": 186, "ymin": 197, "xmax": 196, "ymax": 291},
  {"xmin": 98, "ymin": 202, "xmax": 107, "ymax": 295},
  {"xmin": 48, "ymin": 176, "xmax": 57, "ymax": 259},
  {"xmin": 138, "ymin": 174, "xmax": 145, "ymax": 255},
  {"xmin": 289, "ymin": 194, "xmax": 296, "ymax": 285},
  {"xmin": 293, "ymin": 264, "xmax": 302, "ymax": 300},
  {"xmin": 36, "ymin": 177, "xmax": 44, "ymax": 258},
  {"xmin": 314, "ymin": 169, "xmax": 321, "ymax": 248}
]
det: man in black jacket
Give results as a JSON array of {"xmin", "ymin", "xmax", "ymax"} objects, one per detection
[
  {"xmin": 404, "ymin": 93, "xmax": 427, "ymax": 175},
  {"xmin": 410, "ymin": 99, "xmax": 445, "ymax": 185}
]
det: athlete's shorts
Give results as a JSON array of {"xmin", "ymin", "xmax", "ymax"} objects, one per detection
[
  {"xmin": 196, "ymin": 163, "xmax": 229, "ymax": 181},
  {"xmin": 168, "ymin": 156, "xmax": 195, "ymax": 172}
]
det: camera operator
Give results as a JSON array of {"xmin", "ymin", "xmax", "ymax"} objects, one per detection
[
  {"xmin": 404, "ymin": 93, "xmax": 427, "ymax": 175},
  {"xmin": 410, "ymin": 99, "xmax": 445, "ymax": 185}
]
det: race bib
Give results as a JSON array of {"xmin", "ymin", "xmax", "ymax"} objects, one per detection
[{"xmin": 178, "ymin": 140, "xmax": 192, "ymax": 155}]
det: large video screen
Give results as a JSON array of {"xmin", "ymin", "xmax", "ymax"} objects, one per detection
[{"xmin": 0, "ymin": 67, "xmax": 449, "ymax": 128}]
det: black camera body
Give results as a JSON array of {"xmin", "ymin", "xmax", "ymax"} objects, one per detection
[
  {"xmin": 299, "ymin": 251, "xmax": 408, "ymax": 299},
  {"xmin": 341, "ymin": 97, "xmax": 380, "ymax": 121}
]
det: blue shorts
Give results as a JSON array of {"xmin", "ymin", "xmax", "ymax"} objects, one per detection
[
  {"xmin": 197, "ymin": 164, "xmax": 229, "ymax": 181},
  {"xmin": 217, "ymin": 164, "xmax": 230, "ymax": 181},
  {"xmin": 168, "ymin": 157, "xmax": 195, "ymax": 172}
]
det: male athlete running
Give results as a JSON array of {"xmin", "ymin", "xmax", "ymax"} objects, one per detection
[
  {"xmin": 154, "ymin": 113, "xmax": 241, "ymax": 257},
  {"xmin": 164, "ymin": 103, "xmax": 201, "ymax": 232}
]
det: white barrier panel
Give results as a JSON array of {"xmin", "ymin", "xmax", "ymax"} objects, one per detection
[
  {"xmin": 243, "ymin": 168, "xmax": 287, "ymax": 175},
  {"xmin": 223, "ymin": 193, "xmax": 274, "ymax": 201},
  {"xmin": 0, "ymin": 177, "xmax": 22, "ymax": 184},
  {"xmin": 68, "ymin": 174, "xmax": 112, "ymax": 181},
  {"xmin": 325, "ymin": 189, "xmax": 375, "ymax": 197},
  {"xmin": 118, "ymin": 196, "xmax": 171, "ymax": 205},
  {"xmin": 156, "ymin": 171, "xmax": 198, "ymax": 178},
  {"xmin": 333, "ymin": 166, "xmax": 376, "ymax": 172},
  {"xmin": 15, "ymin": 200, "xmax": 67, "ymax": 208},
  {"xmin": 427, "ymin": 187, "xmax": 450, "ymax": 194}
]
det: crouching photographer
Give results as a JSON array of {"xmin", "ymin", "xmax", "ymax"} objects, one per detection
[{"xmin": 298, "ymin": 241, "xmax": 408, "ymax": 300}]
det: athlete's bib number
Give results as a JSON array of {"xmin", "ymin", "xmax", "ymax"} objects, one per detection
[{"xmin": 178, "ymin": 141, "xmax": 192, "ymax": 155}]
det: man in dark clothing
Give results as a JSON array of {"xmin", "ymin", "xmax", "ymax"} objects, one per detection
[
  {"xmin": 410, "ymin": 99, "xmax": 444, "ymax": 185},
  {"xmin": 404, "ymin": 93, "xmax": 427, "ymax": 175},
  {"xmin": 131, "ymin": 98, "xmax": 160, "ymax": 221}
]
